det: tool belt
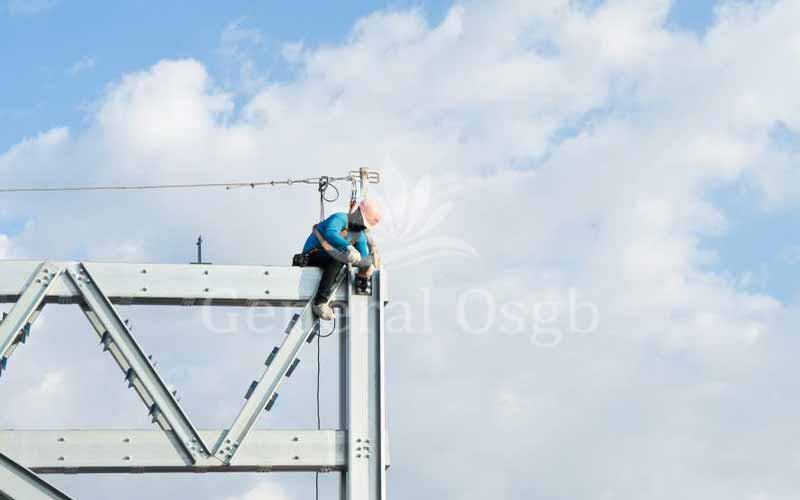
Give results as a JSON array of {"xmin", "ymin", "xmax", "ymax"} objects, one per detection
[
  {"xmin": 295, "ymin": 224, "xmax": 371, "ymax": 267},
  {"xmin": 292, "ymin": 252, "xmax": 310, "ymax": 267},
  {"xmin": 293, "ymin": 247, "xmax": 322, "ymax": 267}
]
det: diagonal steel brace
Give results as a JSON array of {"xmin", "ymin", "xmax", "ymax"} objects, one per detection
[
  {"xmin": 0, "ymin": 262, "xmax": 62, "ymax": 371},
  {"xmin": 65, "ymin": 263, "xmax": 212, "ymax": 464},
  {"xmin": 213, "ymin": 273, "xmax": 346, "ymax": 464}
]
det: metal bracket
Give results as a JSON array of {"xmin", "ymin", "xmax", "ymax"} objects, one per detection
[{"xmin": 353, "ymin": 275, "xmax": 373, "ymax": 296}]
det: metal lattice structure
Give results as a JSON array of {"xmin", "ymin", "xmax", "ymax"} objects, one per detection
[{"xmin": 0, "ymin": 260, "xmax": 388, "ymax": 500}]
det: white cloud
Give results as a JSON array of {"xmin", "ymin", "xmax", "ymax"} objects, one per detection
[
  {"xmin": 0, "ymin": 234, "xmax": 11, "ymax": 258},
  {"xmin": 6, "ymin": 0, "xmax": 59, "ymax": 15},
  {"xmin": 280, "ymin": 41, "xmax": 305, "ymax": 64},
  {"xmin": 3, "ymin": 370, "xmax": 69, "ymax": 426},
  {"xmin": 2, "ymin": 0, "xmax": 800, "ymax": 498},
  {"xmin": 217, "ymin": 18, "xmax": 270, "ymax": 94},
  {"xmin": 224, "ymin": 481, "xmax": 291, "ymax": 500},
  {"xmin": 67, "ymin": 56, "xmax": 96, "ymax": 77}
]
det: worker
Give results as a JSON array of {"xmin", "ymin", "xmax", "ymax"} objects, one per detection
[{"xmin": 294, "ymin": 199, "xmax": 383, "ymax": 320}]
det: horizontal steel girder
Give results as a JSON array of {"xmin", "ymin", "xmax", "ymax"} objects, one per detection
[
  {"xmin": 0, "ymin": 261, "xmax": 345, "ymax": 307},
  {"xmin": 0, "ymin": 430, "xmax": 345, "ymax": 474}
]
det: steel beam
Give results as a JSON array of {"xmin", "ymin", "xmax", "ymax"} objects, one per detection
[
  {"xmin": 0, "ymin": 261, "xmax": 344, "ymax": 307},
  {"xmin": 345, "ymin": 270, "xmax": 387, "ymax": 500},
  {"xmin": 65, "ymin": 263, "xmax": 211, "ymax": 464},
  {"xmin": 0, "ymin": 452, "xmax": 73, "ymax": 500},
  {"xmin": 214, "ymin": 273, "xmax": 345, "ymax": 463},
  {"xmin": 0, "ymin": 430, "xmax": 345, "ymax": 474},
  {"xmin": 0, "ymin": 260, "xmax": 391, "ymax": 500},
  {"xmin": 0, "ymin": 262, "xmax": 61, "ymax": 368}
]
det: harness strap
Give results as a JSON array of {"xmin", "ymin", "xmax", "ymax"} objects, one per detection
[{"xmin": 313, "ymin": 225, "xmax": 335, "ymax": 253}]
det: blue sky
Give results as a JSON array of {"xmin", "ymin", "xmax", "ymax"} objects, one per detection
[
  {"xmin": 0, "ymin": 1, "xmax": 451, "ymax": 150},
  {"xmin": 665, "ymin": 0, "xmax": 719, "ymax": 32}
]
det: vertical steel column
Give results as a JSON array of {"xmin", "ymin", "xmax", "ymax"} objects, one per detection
[
  {"xmin": 373, "ymin": 271, "xmax": 388, "ymax": 498},
  {"xmin": 345, "ymin": 270, "xmax": 387, "ymax": 500},
  {"xmin": 0, "ymin": 452, "xmax": 73, "ymax": 500},
  {"xmin": 339, "ymin": 302, "xmax": 349, "ymax": 500}
]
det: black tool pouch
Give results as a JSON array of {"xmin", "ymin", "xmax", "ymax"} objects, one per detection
[{"xmin": 293, "ymin": 253, "xmax": 311, "ymax": 267}]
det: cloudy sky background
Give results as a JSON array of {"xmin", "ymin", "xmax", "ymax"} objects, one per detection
[{"xmin": 2, "ymin": 0, "xmax": 800, "ymax": 498}]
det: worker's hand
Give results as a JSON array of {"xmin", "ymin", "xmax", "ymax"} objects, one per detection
[
  {"xmin": 358, "ymin": 265, "xmax": 375, "ymax": 279},
  {"xmin": 346, "ymin": 246, "xmax": 362, "ymax": 265}
]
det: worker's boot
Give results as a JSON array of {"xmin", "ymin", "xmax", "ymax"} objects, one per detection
[{"xmin": 312, "ymin": 302, "xmax": 335, "ymax": 321}]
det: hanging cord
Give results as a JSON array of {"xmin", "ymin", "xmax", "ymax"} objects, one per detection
[
  {"xmin": 316, "ymin": 331, "xmax": 321, "ymax": 500},
  {"xmin": 317, "ymin": 177, "xmax": 339, "ymax": 221},
  {"xmin": 315, "ymin": 317, "xmax": 336, "ymax": 500}
]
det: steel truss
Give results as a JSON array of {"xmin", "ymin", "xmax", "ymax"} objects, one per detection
[{"xmin": 0, "ymin": 260, "xmax": 388, "ymax": 500}]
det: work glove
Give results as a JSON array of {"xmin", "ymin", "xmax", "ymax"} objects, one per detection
[
  {"xmin": 346, "ymin": 246, "xmax": 362, "ymax": 265},
  {"xmin": 357, "ymin": 265, "xmax": 376, "ymax": 279}
]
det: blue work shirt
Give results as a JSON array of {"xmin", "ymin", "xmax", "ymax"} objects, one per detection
[{"xmin": 303, "ymin": 212, "xmax": 369, "ymax": 257}]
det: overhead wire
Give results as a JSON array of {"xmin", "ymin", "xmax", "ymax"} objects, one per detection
[{"xmin": 0, "ymin": 175, "xmax": 360, "ymax": 194}]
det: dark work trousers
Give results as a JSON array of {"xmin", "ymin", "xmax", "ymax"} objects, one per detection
[{"xmin": 304, "ymin": 251, "xmax": 346, "ymax": 305}]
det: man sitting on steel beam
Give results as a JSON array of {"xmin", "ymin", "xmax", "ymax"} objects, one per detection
[{"xmin": 294, "ymin": 199, "xmax": 383, "ymax": 320}]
